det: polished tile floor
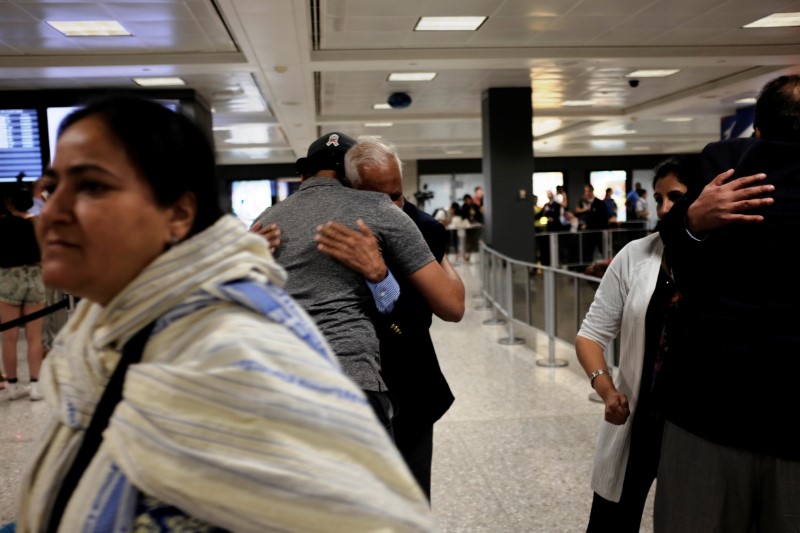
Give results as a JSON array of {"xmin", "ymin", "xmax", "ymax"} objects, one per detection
[{"xmin": 0, "ymin": 262, "xmax": 655, "ymax": 532}]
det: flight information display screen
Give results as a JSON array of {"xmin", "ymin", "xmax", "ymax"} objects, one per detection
[{"xmin": 0, "ymin": 109, "xmax": 42, "ymax": 182}]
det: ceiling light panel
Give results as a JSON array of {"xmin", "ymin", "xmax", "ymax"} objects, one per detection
[
  {"xmin": 215, "ymin": 124, "xmax": 273, "ymax": 145},
  {"xmin": 414, "ymin": 17, "xmax": 487, "ymax": 31},
  {"xmin": 46, "ymin": 20, "xmax": 131, "ymax": 37},
  {"xmin": 388, "ymin": 72, "xmax": 437, "ymax": 81},
  {"xmin": 132, "ymin": 77, "xmax": 185, "ymax": 87},
  {"xmin": 626, "ymin": 69, "xmax": 680, "ymax": 78},
  {"xmin": 743, "ymin": 12, "xmax": 800, "ymax": 28},
  {"xmin": 372, "ymin": 103, "xmax": 391, "ymax": 110}
]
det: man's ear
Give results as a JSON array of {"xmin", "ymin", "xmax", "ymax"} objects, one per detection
[
  {"xmin": 168, "ymin": 191, "xmax": 197, "ymax": 242},
  {"xmin": 753, "ymin": 127, "xmax": 762, "ymax": 139}
]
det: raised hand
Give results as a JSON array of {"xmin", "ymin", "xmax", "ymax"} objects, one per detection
[
  {"xmin": 315, "ymin": 219, "xmax": 387, "ymax": 283},
  {"xmin": 687, "ymin": 170, "xmax": 774, "ymax": 235},
  {"xmin": 250, "ymin": 221, "xmax": 282, "ymax": 254}
]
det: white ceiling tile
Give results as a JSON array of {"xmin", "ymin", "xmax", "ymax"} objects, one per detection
[
  {"xmin": 567, "ymin": 0, "xmax": 653, "ymax": 16},
  {"xmin": 493, "ymin": 0, "xmax": 582, "ymax": 17},
  {"xmin": 482, "ymin": 15, "xmax": 561, "ymax": 32},
  {"xmin": 102, "ymin": 3, "xmax": 193, "ymax": 21},
  {"xmin": 121, "ymin": 19, "xmax": 205, "ymax": 37},
  {"xmin": 324, "ymin": 0, "xmax": 347, "ymax": 17},
  {"xmin": 324, "ymin": 30, "xmax": 409, "ymax": 48},
  {"xmin": 343, "ymin": 16, "xmax": 418, "ymax": 32},
  {"xmin": 184, "ymin": 0, "xmax": 222, "ymax": 20},
  {"xmin": 0, "ymin": 21, "xmax": 62, "ymax": 39},
  {"xmin": 420, "ymin": 0, "xmax": 501, "ymax": 16},
  {"xmin": 342, "ymin": 0, "xmax": 427, "ymax": 17},
  {"xmin": 611, "ymin": 12, "xmax": 700, "ymax": 30},
  {"xmin": 12, "ymin": 2, "xmax": 113, "ymax": 20},
  {"xmin": 0, "ymin": 3, "xmax": 38, "ymax": 21}
]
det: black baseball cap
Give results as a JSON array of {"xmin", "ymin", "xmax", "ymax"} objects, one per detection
[{"xmin": 296, "ymin": 132, "xmax": 357, "ymax": 175}]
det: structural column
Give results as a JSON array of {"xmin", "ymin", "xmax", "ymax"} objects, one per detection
[{"xmin": 480, "ymin": 87, "xmax": 536, "ymax": 263}]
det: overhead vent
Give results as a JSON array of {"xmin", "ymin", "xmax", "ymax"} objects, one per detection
[
  {"xmin": 310, "ymin": 0, "xmax": 321, "ymax": 51},
  {"xmin": 314, "ymin": 71, "xmax": 322, "ymax": 117}
]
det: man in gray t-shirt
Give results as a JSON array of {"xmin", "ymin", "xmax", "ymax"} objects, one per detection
[{"xmin": 252, "ymin": 132, "xmax": 464, "ymax": 431}]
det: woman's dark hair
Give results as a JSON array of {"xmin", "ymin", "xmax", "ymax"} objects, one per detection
[
  {"xmin": 653, "ymin": 154, "xmax": 700, "ymax": 196},
  {"xmin": 58, "ymin": 95, "xmax": 223, "ymax": 235}
]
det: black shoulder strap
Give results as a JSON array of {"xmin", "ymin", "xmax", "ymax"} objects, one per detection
[{"xmin": 46, "ymin": 320, "xmax": 157, "ymax": 533}]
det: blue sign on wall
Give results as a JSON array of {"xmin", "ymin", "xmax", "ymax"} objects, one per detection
[{"xmin": 721, "ymin": 105, "xmax": 754, "ymax": 140}]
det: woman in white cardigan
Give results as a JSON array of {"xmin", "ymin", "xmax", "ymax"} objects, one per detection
[{"xmin": 575, "ymin": 159, "xmax": 690, "ymax": 532}]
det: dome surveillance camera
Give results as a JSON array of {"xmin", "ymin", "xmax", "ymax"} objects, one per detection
[{"xmin": 628, "ymin": 79, "xmax": 640, "ymax": 88}]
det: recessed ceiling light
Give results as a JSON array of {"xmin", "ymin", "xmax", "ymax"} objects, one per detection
[
  {"xmin": 744, "ymin": 12, "xmax": 800, "ymax": 28},
  {"xmin": 532, "ymin": 118, "xmax": 563, "ymax": 137},
  {"xmin": 364, "ymin": 122, "xmax": 394, "ymax": 127},
  {"xmin": 414, "ymin": 16, "xmax": 487, "ymax": 31},
  {"xmin": 626, "ymin": 69, "xmax": 680, "ymax": 78},
  {"xmin": 591, "ymin": 140, "xmax": 625, "ymax": 149},
  {"xmin": 562, "ymin": 100, "xmax": 594, "ymax": 107},
  {"xmin": 735, "ymin": 97, "xmax": 757, "ymax": 105},
  {"xmin": 372, "ymin": 103, "xmax": 392, "ymax": 110},
  {"xmin": 663, "ymin": 117, "xmax": 694, "ymax": 122},
  {"xmin": 388, "ymin": 72, "xmax": 437, "ymax": 82},
  {"xmin": 445, "ymin": 150, "xmax": 465, "ymax": 155},
  {"xmin": 132, "ymin": 77, "xmax": 186, "ymax": 87},
  {"xmin": 592, "ymin": 127, "xmax": 637, "ymax": 136},
  {"xmin": 47, "ymin": 20, "xmax": 131, "ymax": 37}
]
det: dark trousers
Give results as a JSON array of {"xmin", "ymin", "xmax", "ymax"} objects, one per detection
[
  {"xmin": 587, "ymin": 409, "xmax": 664, "ymax": 533},
  {"xmin": 581, "ymin": 231, "xmax": 603, "ymax": 264},
  {"xmin": 364, "ymin": 390, "xmax": 395, "ymax": 440},
  {"xmin": 654, "ymin": 422, "xmax": 800, "ymax": 533},
  {"xmin": 392, "ymin": 414, "xmax": 434, "ymax": 501}
]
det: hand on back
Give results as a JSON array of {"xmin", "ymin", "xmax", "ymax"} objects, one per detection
[{"xmin": 687, "ymin": 170, "xmax": 774, "ymax": 235}]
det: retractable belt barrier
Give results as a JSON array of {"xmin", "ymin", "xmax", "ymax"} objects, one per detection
[{"xmin": 0, "ymin": 298, "xmax": 71, "ymax": 333}]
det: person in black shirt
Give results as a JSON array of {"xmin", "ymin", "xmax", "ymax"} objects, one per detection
[
  {"xmin": 0, "ymin": 179, "xmax": 45, "ymax": 401},
  {"xmin": 574, "ymin": 184, "xmax": 608, "ymax": 263},
  {"xmin": 655, "ymin": 74, "xmax": 800, "ymax": 532}
]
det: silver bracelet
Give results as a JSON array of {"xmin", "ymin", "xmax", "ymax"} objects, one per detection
[{"xmin": 589, "ymin": 369, "xmax": 609, "ymax": 387}]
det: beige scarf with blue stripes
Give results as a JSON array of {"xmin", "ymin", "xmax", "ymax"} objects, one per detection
[{"xmin": 17, "ymin": 215, "xmax": 434, "ymax": 532}]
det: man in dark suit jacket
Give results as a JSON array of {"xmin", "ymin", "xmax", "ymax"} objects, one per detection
[
  {"xmin": 377, "ymin": 193, "xmax": 455, "ymax": 500},
  {"xmin": 316, "ymin": 136, "xmax": 460, "ymax": 499},
  {"xmin": 655, "ymin": 74, "xmax": 800, "ymax": 532},
  {"xmin": 574, "ymin": 183, "xmax": 608, "ymax": 263}
]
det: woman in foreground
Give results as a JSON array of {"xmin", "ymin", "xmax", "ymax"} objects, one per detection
[
  {"xmin": 16, "ymin": 95, "xmax": 432, "ymax": 532},
  {"xmin": 575, "ymin": 159, "xmax": 690, "ymax": 532}
]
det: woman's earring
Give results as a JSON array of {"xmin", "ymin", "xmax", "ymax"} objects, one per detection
[{"xmin": 169, "ymin": 235, "xmax": 180, "ymax": 247}]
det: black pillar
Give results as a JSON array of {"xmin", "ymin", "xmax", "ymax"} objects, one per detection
[{"xmin": 481, "ymin": 88, "xmax": 536, "ymax": 263}]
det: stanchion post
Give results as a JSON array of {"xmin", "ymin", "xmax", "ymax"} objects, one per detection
[
  {"xmin": 499, "ymin": 259, "xmax": 524, "ymax": 345},
  {"xmin": 536, "ymin": 268, "xmax": 568, "ymax": 367},
  {"xmin": 474, "ymin": 243, "xmax": 490, "ymax": 310},
  {"xmin": 483, "ymin": 255, "xmax": 507, "ymax": 326}
]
